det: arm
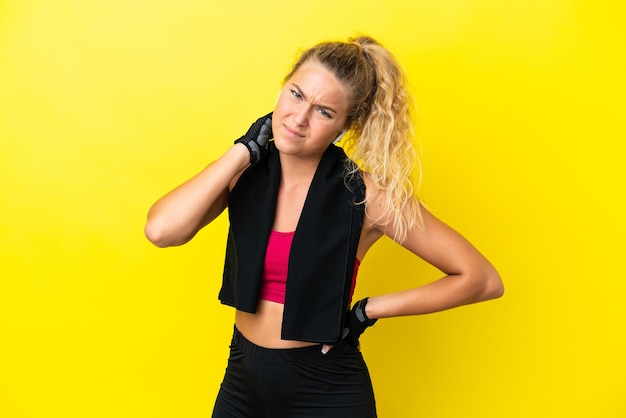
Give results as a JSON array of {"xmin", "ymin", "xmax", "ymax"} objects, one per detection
[
  {"xmin": 145, "ymin": 112, "xmax": 273, "ymax": 248},
  {"xmin": 363, "ymin": 187, "xmax": 504, "ymax": 320},
  {"xmin": 144, "ymin": 143, "xmax": 250, "ymax": 248}
]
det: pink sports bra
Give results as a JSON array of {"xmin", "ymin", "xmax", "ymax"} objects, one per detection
[{"xmin": 260, "ymin": 230, "xmax": 360, "ymax": 304}]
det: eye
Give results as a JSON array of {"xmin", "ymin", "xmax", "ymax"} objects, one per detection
[
  {"xmin": 317, "ymin": 108, "xmax": 332, "ymax": 118},
  {"xmin": 290, "ymin": 89, "xmax": 302, "ymax": 100}
]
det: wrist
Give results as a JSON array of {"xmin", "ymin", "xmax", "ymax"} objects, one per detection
[
  {"xmin": 356, "ymin": 297, "xmax": 377, "ymax": 326},
  {"xmin": 363, "ymin": 297, "xmax": 377, "ymax": 321},
  {"xmin": 231, "ymin": 142, "xmax": 253, "ymax": 168}
]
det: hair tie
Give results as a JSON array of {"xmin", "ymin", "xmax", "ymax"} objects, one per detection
[{"xmin": 351, "ymin": 40, "xmax": 363, "ymax": 52}]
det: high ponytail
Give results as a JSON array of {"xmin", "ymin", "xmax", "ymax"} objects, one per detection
[{"xmin": 284, "ymin": 35, "xmax": 424, "ymax": 242}]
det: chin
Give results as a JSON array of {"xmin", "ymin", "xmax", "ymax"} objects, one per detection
[
  {"xmin": 273, "ymin": 137, "xmax": 307, "ymax": 158},
  {"xmin": 272, "ymin": 136, "xmax": 289, "ymax": 152}
]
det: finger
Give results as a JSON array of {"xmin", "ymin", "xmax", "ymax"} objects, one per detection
[
  {"xmin": 258, "ymin": 120, "xmax": 272, "ymax": 144},
  {"xmin": 321, "ymin": 344, "xmax": 333, "ymax": 355}
]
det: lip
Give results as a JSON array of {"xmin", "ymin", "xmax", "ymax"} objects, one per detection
[{"xmin": 282, "ymin": 124, "xmax": 305, "ymax": 138}]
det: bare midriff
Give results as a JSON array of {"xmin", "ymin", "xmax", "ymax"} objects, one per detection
[
  {"xmin": 235, "ymin": 300, "xmax": 319, "ymax": 348},
  {"xmin": 234, "ymin": 214, "xmax": 383, "ymax": 349}
]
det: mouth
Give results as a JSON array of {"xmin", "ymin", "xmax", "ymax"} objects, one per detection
[{"xmin": 282, "ymin": 124, "xmax": 305, "ymax": 138}]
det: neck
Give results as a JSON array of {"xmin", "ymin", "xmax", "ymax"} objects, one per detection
[{"xmin": 278, "ymin": 152, "xmax": 323, "ymax": 184}]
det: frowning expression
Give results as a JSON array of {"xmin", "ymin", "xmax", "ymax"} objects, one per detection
[{"xmin": 272, "ymin": 61, "xmax": 349, "ymax": 158}]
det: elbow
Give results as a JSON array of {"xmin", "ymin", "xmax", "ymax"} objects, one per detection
[
  {"xmin": 144, "ymin": 217, "xmax": 190, "ymax": 248},
  {"xmin": 144, "ymin": 220, "xmax": 170, "ymax": 248},
  {"xmin": 481, "ymin": 267, "xmax": 504, "ymax": 301},
  {"xmin": 145, "ymin": 219, "xmax": 194, "ymax": 248},
  {"xmin": 463, "ymin": 264, "xmax": 503, "ymax": 303},
  {"xmin": 145, "ymin": 209, "xmax": 199, "ymax": 248}
]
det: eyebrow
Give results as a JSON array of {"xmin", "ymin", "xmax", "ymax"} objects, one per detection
[{"xmin": 292, "ymin": 83, "xmax": 338, "ymax": 115}]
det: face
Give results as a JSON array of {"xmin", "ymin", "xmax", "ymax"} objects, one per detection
[{"xmin": 272, "ymin": 61, "xmax": 349, "ymax": 159}]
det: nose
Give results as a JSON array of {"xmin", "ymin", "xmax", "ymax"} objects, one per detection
[{"xmin": 293, "ymin": 104, "xmax": 309, "ymax": 127}]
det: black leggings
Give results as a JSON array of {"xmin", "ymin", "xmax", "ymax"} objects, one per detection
[{"xmin": 212, "ymin": 327, "xmax": 377, "ymax": 418}]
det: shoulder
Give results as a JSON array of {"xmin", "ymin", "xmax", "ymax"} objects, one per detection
[
  {"xmin": 358, "ymin": 172, "xmax": 390, "ymax": 247},
  {"xmin": 361, "ymin": 171, "xmax": 424, "ymax": 241},
  {"xmin": 361, "ymin": 172, "xmax": 388, "ymax": 226}
]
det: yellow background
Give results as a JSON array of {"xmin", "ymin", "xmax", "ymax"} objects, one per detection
[{"xmin": 1, "ymin": 0, "xmax": 624, "ymax": 417}]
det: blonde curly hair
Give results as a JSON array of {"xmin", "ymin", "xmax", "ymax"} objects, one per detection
[{"xmin": 284, "ymin": 35, "xmax": 424, "ymax": 243}]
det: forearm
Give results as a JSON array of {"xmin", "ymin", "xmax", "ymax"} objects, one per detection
[
  {"xmin": 145, "ymin": 143, "xmax": 250, "ymax": 247},
  {"xmin": 365, "ymin": 267, "xmax": 503, "ymax": 319}
]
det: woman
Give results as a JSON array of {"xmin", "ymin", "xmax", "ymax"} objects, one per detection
[{"xmin": 145, "ymin": 35, "xmax": 503, "ymax": 417}]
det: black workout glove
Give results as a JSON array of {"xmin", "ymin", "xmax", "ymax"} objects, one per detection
[
  {"xmin": 234, "ymin": 112, "xmax": 273, "ymax": 164},
  {"xmin": 342, "ymin": 297, "xmax": 377, "ymax": 348}
]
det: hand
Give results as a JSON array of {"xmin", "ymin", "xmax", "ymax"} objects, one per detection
[
  {"xmin": 341, "ymin": 297, "xmax": 377, "ymax": 349},
  {"xmin": 322, "ymin": 298, "xmax": 376, "ymax": 353},
  {"xmin": 234, "ymin": 112, "xmax": 273, "ymax": 164}
]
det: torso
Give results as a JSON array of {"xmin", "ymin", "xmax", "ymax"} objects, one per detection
[{"xmin": 234, "ymin": 170, "xmax": 383, "ymax": 348}]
